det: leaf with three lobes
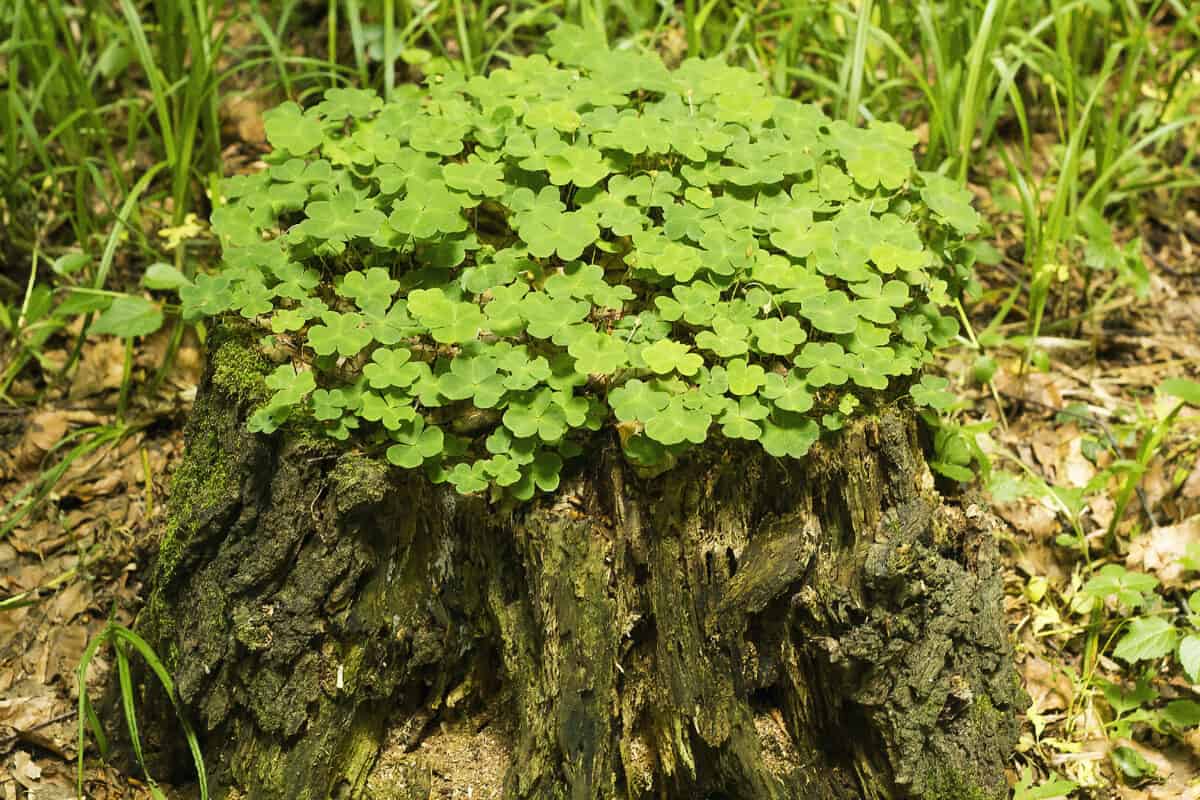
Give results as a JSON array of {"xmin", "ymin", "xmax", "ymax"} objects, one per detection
[
  {"xmin": 359, "ymin": 391, "xmax": 417, "ymax": 430},
  {"xmin": 503, "ymin": 389, "xmax": 568, "ymax": 442},
  {"xmin": 644, "ymin": 397, "xmax": 711, "ymax": 446},
  {"xmin": 725, "ymin": 359, "xmax": 766, "ymax": 396},
  {"xmin": 180, "ymin": 274, "xmax": 234, "ymax": 320},
  {"xmin": 568, "ymin": 330, "xmax": 630, "ymax": 376},
  {"xmin": 407, "ymin": 288, "xmax": 484, "ymax": 344},
  {"xmin": 338, "ymin": 268, "xmax": 400, "ymax": 313},
  {"xmin": 760, "ymin": 371, "xmax": 814, "ymax": 413},
  {"xmin": 909, "ymin": 375, "xmax": 958, "ymax": 412},
  {"xmin": 720, "ymin": 396, "xmax": 768, "ymax": 440},
  {"xmin": 443, "ymin": 155, "xmax": 506, "ymax": 197},
  {"xmin": 389, "ymin": 181, "xmax": 468, "ymax": 238},
  {"xmin": 519, "ymin": 207, "xmax": 599, "ymax": 261},
  {"xmin": 519, "ymin": 293, "xmax": 590, "ymax": 344},
  {"xmin": 438, "ymin": 355, "xmax": 507, "ymax": 408},
  {"xmin": 308, "ymin": 312, "xmax": 372, "ymax": 357},
  {"xmin": 751, "ymin": 317, "xmax": 806, "ymax": 356},
  {"xmin": 795, "ymin": 342, "xmax": 849, "ymax": 387},
  {"xmin": 363, "ymin": 348, "xmax": 415, "ymax": 389},
  {"xmin": 799, "ymin": 291, "xmax": 858, "ymax": 335},
  {"xmin": 263, "ymin": 101, "xmax": 324, "ymax": 155},
  {"xmin": 695, "ymin": 317, "xmax": 750, "ymax": 358},
  {"xmin": 608, "ymin": 379, "xmax": 671, "ymax": 423},
  {"xmin": 387, "ymin": 418, "xmax": 444, "ymax": 468},
  {"xmin": 292, "ymin": 192, "xmax": 386, "ymax": 243},
  {"xmin": 641, "ymin": 339, "xmax": 703, "ymax": 377}
]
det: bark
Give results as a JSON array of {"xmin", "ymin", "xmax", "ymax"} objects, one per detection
[{"xmin": 116, "ymin": 329, "xmax": 1023, "ymax": 800}]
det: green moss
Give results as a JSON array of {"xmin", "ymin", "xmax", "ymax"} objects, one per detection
[
  {"xmin": 139, "ymin": 339, "xmax": 256, "ymax": 658},
  {"xmin": 331, "ymin": 454, "xmax": 390, "ymax": 515},
  {"xmin": 210, "ymin": 338, "xmax": 270, "ymax": 403},
  {"xmin": 970, "ymin": 694, "xmax": 1000, "ymax": 730},
  {"xmin": 918, "ymin": 698, "xmax": 1006, "ymax": 800},
  {"xmin": 923, "ymin": 766, "xmax": 993, "ymax": 800}
]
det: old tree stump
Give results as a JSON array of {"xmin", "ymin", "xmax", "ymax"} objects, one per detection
[{"xmin": 114, "ymin": 330, "xmax": 1022, "ymax": 800}]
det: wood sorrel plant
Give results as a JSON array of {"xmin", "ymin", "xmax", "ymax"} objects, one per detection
[{"xmin": 179, "ymin": 24, "xmax": 979, "ymax": 501}]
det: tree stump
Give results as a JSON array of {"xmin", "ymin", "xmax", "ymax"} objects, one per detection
[{"xmin": 118, "ymin": 330, "xmax": 1022, "ymax": 799}]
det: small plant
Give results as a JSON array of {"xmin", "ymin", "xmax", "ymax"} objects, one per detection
[
  {"xmin": 178, "ymin": 24, "xmax": 977, "ymax": 500},
  {"xmin": 77, "ymin": 621, "xmax": 209, "ymax": 800}
]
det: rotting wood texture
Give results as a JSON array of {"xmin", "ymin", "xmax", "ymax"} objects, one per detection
[{"xmin": 111, "ymin": 330, "xmax": 1022, "ymax": 800}]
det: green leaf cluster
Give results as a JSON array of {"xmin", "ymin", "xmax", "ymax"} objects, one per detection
[{"xmin": 186, "ymin": 25, "xmax": 976, "ymax": 500}]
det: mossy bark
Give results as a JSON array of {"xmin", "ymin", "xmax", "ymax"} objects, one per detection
[{"xmin": 118, "ymin": 333, "xmax": 1022, "ymax": 800}]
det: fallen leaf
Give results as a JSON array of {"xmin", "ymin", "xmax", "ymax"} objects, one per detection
[
  {"xmin": 1127, "ymin": 515, "xmax": 1200, "ymax": 586},
  {"xmin": 1023, "ymin": 656, "xmax": 1074, "ymax": 712},
  {"xmin": 12, "ymin": 750, "xmax": 42, "ymax": 787},
  {"xmin": 70, "ymin": 339, "xmax": 125, "ymax": 399},
  {"xmin": 0, "ymin": 696, "xmax": 57, "ymax": 733}
]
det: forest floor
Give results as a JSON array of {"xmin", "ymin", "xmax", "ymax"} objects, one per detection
[{"xmin": 2, "ymin": 9, "xmax": 1199, "ymax": 800}]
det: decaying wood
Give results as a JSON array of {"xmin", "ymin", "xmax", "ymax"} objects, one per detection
[{"xmin": 113, "ymin": 330, "xmax": 1022, "ymax": 800}]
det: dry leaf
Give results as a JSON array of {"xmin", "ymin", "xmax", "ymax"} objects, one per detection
[
  {"xmin": 69, "ymin": 339, "xmax": 125, "ymax": 399},
  {"xmin": 1126, "ymin": 515, "xmax": 1200, "ymax": 586}
]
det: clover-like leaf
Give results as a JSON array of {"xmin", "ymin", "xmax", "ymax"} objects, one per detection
[
  {"xmin": 760, "ymin": 412, "xmax": 820, "ymax": 459},
  {"xmin": 503, "ymin": 388, "xmax": 569, "ymax": 442},
  {"xmin": 316, "ymin": 87, "xmax": 383, "ymax": 120},
  {"xmin": 910, "ymin": 374, "xmax": 958, "ymax": 412},
  {"xmin": 408, "ymin": 288, "xmax": 484, "ymax": 344},
  {"xmin": 443, "ymin": 154, "xmax": 506, "ymax": 197},
  {"xmin": 921, "ymin": 172, "xmax": 981, "ymax": 235},
  {"xmin": 795, "ymin": 342, "xmax": 849, "ymax": 387},
  {"xmin": 609, "ymin": 378, "xmax": 671, "ymax": 423},
  {"xmin": 438, "ymin": 354, "xmax": 507, "ymax": 408},
  {"xmin": 720, "ymin": 396, "xmax": 768, "ymax": 440},
  {"xmin": 519, "ymin": 205, "xmax": 599, "ymax": 261},
  {"xmin": 292, "ymin": 192, "xmax": 387, "ymax": 244},
  {"xmin": 655, "ymin": 282, "xmax": 719, "ymax": 325},
  {"xmin": 308, "ymin": 311, "xmax": 373, "ymax": 358},
  {"xmin": 851, "ymin": 276, "xmax": 910, "ymax": 325},
  {"xmin": 263, "ymin": 101, "xmax": 324, "ymax": 155},
  {"xmin": 751, "ymin": 316, "xmax": 806, "ymax": 356},
  {"xmin": 545, "ymin": 262, "xmax": 634, "ymax": 310},
  {"xmin": 386, "ymin": 418, "xmax": 445, "ymax": 469},
  {"xmin": 519, "ymin": 293, "xmax": 590, "ymax": 345},
  {"xmin": 362, "ymin": 347, "xmax": 415, "ymax": 389},
  {"xmin": 389, "ymin": 180, "xmax": 468, "ymax": 238},
  {"xmin": 359, "ymin": 391, "xmax": 417, "ymax": 430},
  {"xmin": 725, "ymin": 358, "xmax": 766, "ymax": 396},
  {"xmin": 546, "ymin": 145, "xmax": 611, "ymax": 188},
  {"xmin": 799, "ymin": 291, "xmax": 858, "ymax": 335},
  {"xmin": 568, "ymin": 330, "xmax": 630, "ymax": 376},
  {"xmin": 695, "ymin": 317, "xmax": 750, "ymax": 358},
  {"xmin": 760, "ymin": 370, "xmax": 814, "ymax": 413},
  {"xmin": 338, "ymin": 267, "xmax": 400, "ymax": 314},
  {"xmin": 641, "ymin": 339, "xmax": 703, "ymax": 377},
  {"xmin": 271, "ymin": 297, "xmax": 327, "ymax": 333},
  {"xmin": 311, "ymin": 388, "xmax": 355, "ymax": 421},
  {"xmin": 180, "ymin": 273, "xmax": 235, "ymax": 320},
  {"xmin": 644, "ymin": 397, "xmax": 711, "ymax": 446}
]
